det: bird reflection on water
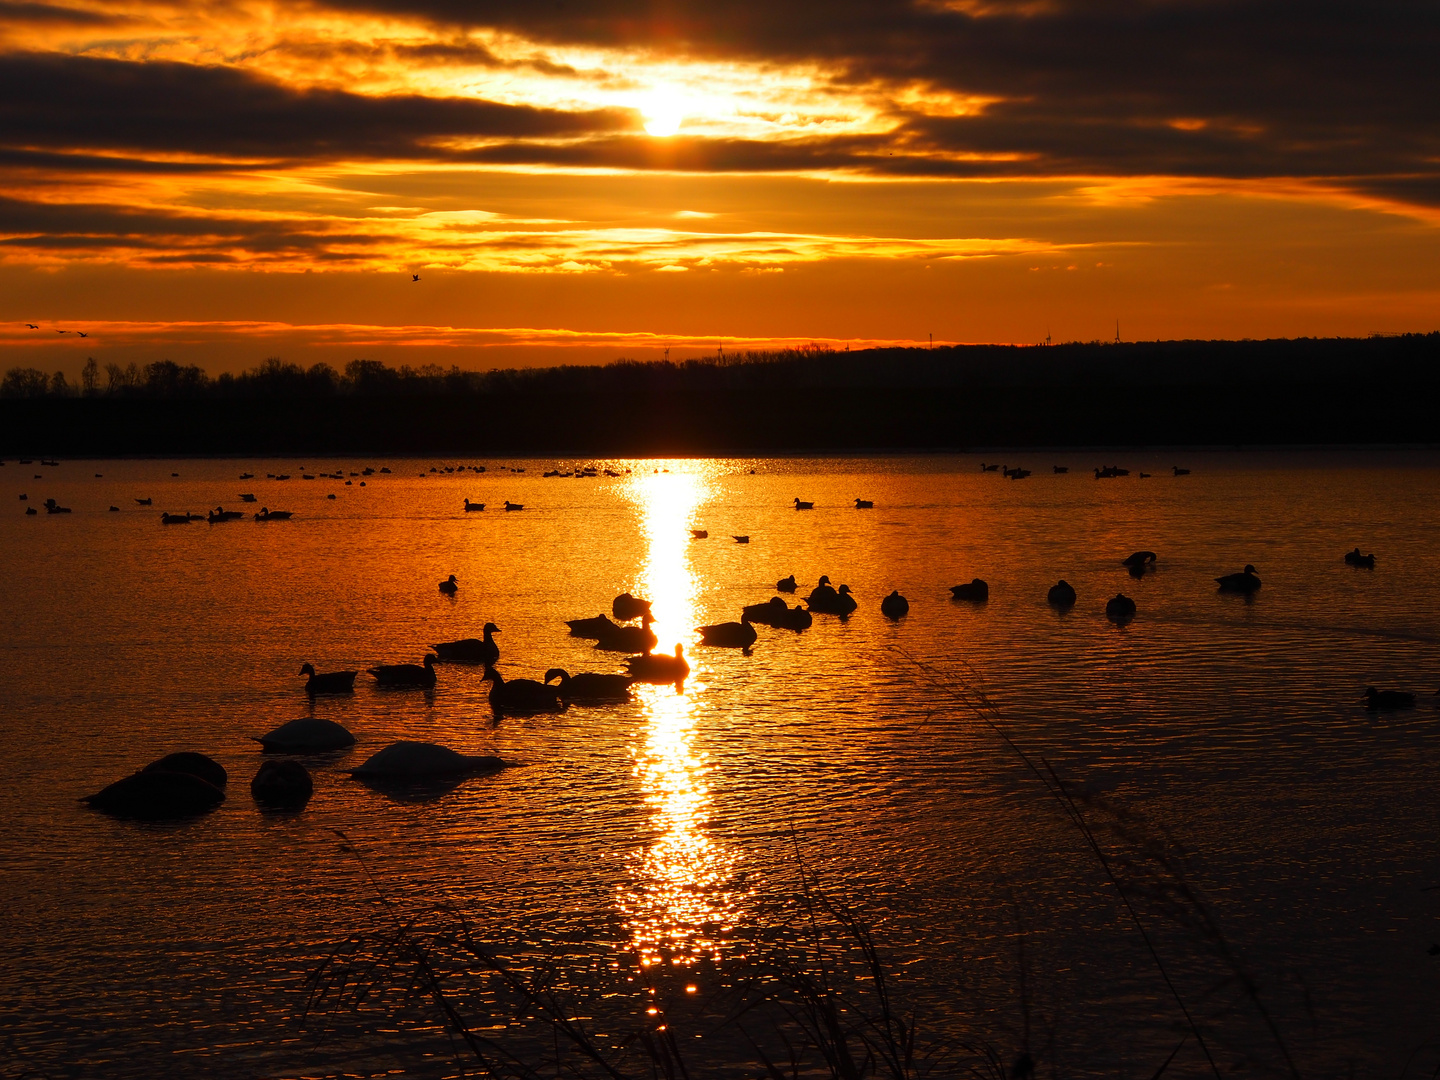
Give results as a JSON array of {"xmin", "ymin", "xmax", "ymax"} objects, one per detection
[{"xmin": 616, "ymin": 467, "xmax": 743, "ymax": 966}]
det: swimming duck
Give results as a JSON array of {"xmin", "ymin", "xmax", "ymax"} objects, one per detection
[
  {"xmin": 1047, "ymin": 580, "xmax": 1077, "ymax": 607},
  {"xmin": 544, "ymin": 668, "xmax": 634, "ymax": 703},
  {"xmin": 1362, "ymin": 686, "xmax": 1415, "ymax": 710},
  {"xmin": 733, "ymin": 535, "xmax": 750, "ymax": 543},
  {"xmin": 806, "ymin": 575, "xmax": 837, "ymax": 608},
  {"xmin": 1216, "ymin": 565, "xmax": 1261, "ymax": 594},
  {"xmin": 775, "ymin": 604, "xmax": 812, "ymax": 630},
  {"xmin": 950, "ymin": 579, "xmax": 989, "ymax": 602},
  {"xmin": 794, "ymin": 498, "xmax": 814, "ymax": 510},
  {"xmin": 880, "ymin": 591, "xmax": 909, "ymax": 619},
  {"xmin": 299, "ymin": 663, "xmax": 357, "ymax": 695},
  {"xmin": 855, "ymin": 498, "xmax": 873, "ymax": 509},
  {"xmin": 251, "ymin": 760, "xmax": 313, "ymax": 809},
  {"xmin": 1121, "ymin": 551, "xmax": 1156, "ymax": 571},
  {"xmin": 255, "ymin": 508, "xmax": 293, "ymax": 520},
  {"xmin": 160, "ymin": 512, "xmax": 190, "ymax": 524},
  {"xmin": 567, "ymin": 613, "xmax": 620, "ymax": 638},
  {"xmin": 698, "ymin": 621, "xmax": 758, "ymax": 649},
  {"xmin": 1106, "ymin": 593, "xmax": 1137, "ymax": 621},
  {"xmin": 254, "ymin": 717, "xmax": 355, "ymax": 753},
  {"xmin": 239, "ymin": 493, "xmax": 257, "ymax": 502},
  {"xmin": 612, "ymin": 592, "xmax": 652, "ymax": 621},
  {"xmin": 464, "ymin": 498, "xmax": 485, "ymax": 512},
  {"xmin": 486, "ymin": 666, "xmax": 564, "ymax": 713},
  {"xmin": 1173, "ymin": 466, "xmax": 1190, "ymax": 476},
  {"xmin": 439, "ymin": 574, "xmax": 459, "ymax": 595},
  {"xmin": 432, "ymin": 623, "xmax": 500, "ymax": 665},
  {"xmin": 368, "ymin": 654, "xmax": 437, "ymax": 687},
  {"xmin": 350, "ymin": 740, "xmax": 503, "ymax": 779},
  {"xmin": 625, "ymin": 644, "xmax": 689, "ymax": 684},
  {"xmin": 503, "ymin": 501, "xmax": 524, "ymax": 511},
  {"xmin": 691, "ymin": 529, "xmax": 708, "ymax": 539},
  {"xmin": 1344, "ymin": 548, "xmax": 1376, "ymax": 568},
  {"xmin": 596, "ymin": 613, "xmax": 657, "ymax": 653},
  {"xmin": 776, "ymin": 574, "xmax": 798, "ymax": 593}
]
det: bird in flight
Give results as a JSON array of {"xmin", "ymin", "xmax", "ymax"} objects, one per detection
[
  {"xmin": 77, "ymin": 332, "xmax": 88, "ymax": 338},
  {"xmin": 56, "ymin": 329, "xmax": 69, "ymax": 334},
  {"xmin": 411, "ymin": 274, "xmax": 420, "ymax": 282},
  {"xmin": 25, "ymin": 323, "xmax": 37, "ymax": 329}
]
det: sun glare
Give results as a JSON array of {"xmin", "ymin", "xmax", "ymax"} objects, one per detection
[{"xmin": 642, "ymin": 95, "xmax": 685, "ymax": 137}]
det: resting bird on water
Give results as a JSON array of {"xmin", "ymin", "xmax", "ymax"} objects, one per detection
[
  {"xmin": 950, "ymin": 579, "xmax": 989, "ymax": 602},
  {"xmin": 1047, "ymin": 580, "xmax": 1077, "ymax": 607},
  {"xmin": 1344, "ymin": 547, "xmax": 1376, "ymax": 568},
  {"xmin": 1216, "ymin": 565, "xmax": 1261, "ymax": 594},
  {"xmin": 544, "ymin": 669, "xmax": 633, "ymax": 703},
  {"xmin": 439, "ymin": 574, "xmax": 458, "ymax": 595},
  {"xmin": 299, "ymin": 663, "xmax": 357, "ymax": 695},
  {"xmin": 880, "ymin": 590, "xmax": 909, "ymax": 618},
  {"xmin": 368, "ymin": 654, "xmax": 437, "ymax": 687},
  {"xmin": 486, "ymin": 666, "xmax": 564, "ymax": 713},
  {"xmin": 432, "ymin": 623, "xmax": 500, "ymax": 665},
  {"xmin": 698, "ymin": 621, "xmax": 758, "ymax": 649},
  {"xmin": 625, "ymin": 644, "xmax": 688, "ymax": 684},
  {"xmin": 566, "ymin": 613, "xmax": 619, "ymax": 638},
  {"xmin": 596, "ymin": 613, "xmax": 657, "ymax": 653},
  {"xmin": 1106, "ymin": 593, "xmax": 1137, "ymax": 621},
  {"xmin": 776, "ymin": 574, "xmax": 798, "ymax": 593},
  {"xmin": 1362, "ymin": 687, "xmax": 1415, "ymax": 710}
]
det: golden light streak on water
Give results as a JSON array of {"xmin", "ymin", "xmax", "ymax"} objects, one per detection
[{"xmin": 617, "ymin": 464, "xmax": 743, "ymax": 966}]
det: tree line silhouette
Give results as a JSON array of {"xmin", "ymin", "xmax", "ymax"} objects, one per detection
[{"xmin": 2, "ymin": 334, "xmax": 1437, "ymax": 451}]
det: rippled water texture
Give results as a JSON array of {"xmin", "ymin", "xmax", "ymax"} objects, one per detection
[{"xmin": 3, "ymin": 452, "xmax": 1440, "ymax": 1077}]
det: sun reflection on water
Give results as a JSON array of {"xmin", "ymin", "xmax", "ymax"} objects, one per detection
[{"xmin": 616, "ymin": 465, "xmax": 744, "ymax": 965}]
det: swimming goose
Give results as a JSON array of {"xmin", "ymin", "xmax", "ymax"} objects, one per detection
[
  {"xmin": 808, "ymin": 582, "xmax": 856, "ymax": 615},
  {"xmin": 299, "ymin": 663, "xmax": 357, "ymax": 694},
  {"xmin": 950, "ymin": 579, "xmax": 989, "ymax": 602},
  {"xmin": 432, "ymin": 623, "xmax": 500, "ymax": 665},
  {"xmin": 776, "ymin": 603, "xmax": 812, "ymax": 630},
  {"xmin": 503, "ymin": 501, "xmax": 523, "ymax": 511},
  {"xmin": 776, "ymin": 574, "xmax": 798, "ymax": 593},
  {"xmin": 625, "ymin": 644, "xmax": 689, "ymax": 684},
  {"xmin": 1121, "ymin": 551, "xmax": 1157, "ymax": 570},
  {"xmin": 742, "ymin": 597, "xmax": 789, "ymax": 626},
  {"xmin": 854, "ymin": 498, "xmax": 873, "ymax": 509},
  {"xmin": 612, "ymin": 592, "xmax": 652, "ymax": 621},
  {"xmin": 1047, "ymin": 580, "xmax": 1077, "ymax": 607},
  {"xmin": 698, "ymin": 621, "xmax": 758, "ymax": 649},
  {"xmin": 160, "ymin": 512, "xmax": 191, "ymax": 524},
  {"xmin": 880, "ymin": 590, "xmax": 909, "ymax": 618},
  {"xmin": 368, "ymin": 654, "xmax": 437, "ymax": 687},
  {"xmin": 464, "ymin": 498, "xmax": 485, "ymax": 512},
  {"xmin": 805, "ymin": 575, "xmax": 837, "ymax": 608},
  {"xmin": 486, "ymin": 666, "xmax": 564, "ymax": 713},
  {"xmin": 733, "ymin": 535, "xmax": 750, "ymax": 543},
  {"xmin": 1362, "ymin": 686, "xmax": 1415, "ymax": 710},
  {"xmin": 254, "ymin": 717, "xmax": 355, "ymax": 752},
  {"xmin": 545, "ymin": 668, "xmax": 634, "ymax": 702},
  {"xmin": 240, "ymin": 493, "xmax": 257, "ymax": 502},
  {"xmin": 596, "ymin": 613, "xmax": 657, "ymax": 653},
  {"xmin": 793, "ymin": 498, "xmax": 814, "ymax": 510},
  {"xmin": 1344, "ymin": 548, "xmax": 1376, "ymax": 568},
  {"xmin": 255, "ymin": 508, "xmax": 293, "ymax": 520},
  {"xmin": 567, "ymin": 613, "xmax": 619, "ymax": 639},
  {"xmin": 1216, "ymin": 565, "xmax": 1261, "ymax": 593},
  {"xmin": 1106, "ymin": 593, "xmax": 1137, "ymax": 621},
  {"xmin": 439, "ymin": 574, "xmax": 459, "ymax": 595}
]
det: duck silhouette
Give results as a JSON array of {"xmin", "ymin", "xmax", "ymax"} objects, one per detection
[
  {"xmin": 1121, "ymin": 551, "xmax": 1156, "ymax": 572},
  {"xmin": 1344, "ymin": 547, "xmax": 1376, "ymax": 568},
  {"xmin": 566, "ymin": 613, "xmax": 619, "ymax": 638},
  {"xmin": 503, "ymin": 501, "xmax": 523, "ymax": 511},
  {"xmin": 464, "ymin": 498, "xmax": 485, "ymax": 512},
  {"xmin": 368, "ymin": 654, "xmax": 437, "ymax": 687},
  {"xmin": 776, "ymin": 574, "xmax": 798, "ymax": 593},
  {"xmin": 299, "ymin": 663, "xmax": 357, "ymax": 695},
  {"xmin": 697, "ymin": 621, "xmax": 757, "ymax": 649},
  {"xmin": 854, "ymin": 498, "xmax": 873, "ymax": 509},
  {"xmin": 742, "ymin": 596, "xmax": 789, "ymax": 626},
  {"xmin": 595, "ymin": 613, "xmax": 657, "ymax": 653},
  {"xmin": 1216, "ymin": 565, "xmax": 1261, "ymax": 594},
  {"xmin": 1106, "ymin": 593, "xmax": 1137, "ymax": 621},
  {"xmin": 439, "ymin": 574, "xmax": 459, "ymax": 595},
  {"xmin": 612, "ymin": 592, "xmax": 652, "ymax": 621},
  {"xmin": 793, "ymin": 498, "xmax": 814, "ymax": 510},
  {"xmin": 544, "ymin": 668, "xmax": 634, "ymax": 702},
  {"xmin": 1362, "ymin": 686, "xmax": 1415, "ymax": 710}
]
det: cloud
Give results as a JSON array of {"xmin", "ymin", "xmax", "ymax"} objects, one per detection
[{"xmin": 0, "ymin": 51, "xmax": 635, "ymax": 163}]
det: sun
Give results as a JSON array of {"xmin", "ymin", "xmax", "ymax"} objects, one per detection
[{"xmin": 641, "ymin": 94, "xmax": 685, "ymax": 137}]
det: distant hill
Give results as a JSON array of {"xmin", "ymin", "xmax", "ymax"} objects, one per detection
[{"xmin": 3, "ymin": 334, "xmax": 1437, "ymax": 453}]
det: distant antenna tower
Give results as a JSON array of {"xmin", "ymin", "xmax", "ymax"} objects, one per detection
[
  {"xmin": 664, "ymin": 347, "xmax": 669, "ymax": 362},
  {"xmin": 1045, "ymin": 327, "xmax": 1052, "ymax": 347},
  {"xmin": 1115, "ymin": 319, "xmax": 1120, "ymax": 345},
  {"xmin": 929, "ymin": 332, "xmax": 933, "ymax": 350}
]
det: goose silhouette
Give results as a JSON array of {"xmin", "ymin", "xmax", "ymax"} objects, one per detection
[
  {"xmin": 1106, "ymin": 593, "xmax": 1137, "ymax": 621},
  {"xmin": 595, "ymin": 613, "xmax": 657, "ymax": 653},
  {"xmin": 433, "ymin": 623, "xmax": 499, "ymax": 665},
  {"xmin": 1216, "ymin": 565, "xmax": 1261, "ymax": 594},
  {"xmin": 439, "ymin": 574, "xmax": 458, "ymax": 595},
  {"xmin": 368, "ymin": 654, "xmax": 437, "ymax": 687},
  {"xmin": 854, "ymin": 498, "xmax": 873, "ymax": 509},
  {"xmin": 350, "ymin": 741, "xmax": 503, "ymax": 779},
  {"xmin": 793, "ymin": 498, "xmax": 814, "ymax": 510},
  {"xmin": 299, "ymin": 663, "xmax": 357, "ymax": 695},
  {"xmin": 1047, "ymin": 580, "xmax": 1077, "ymax": 607},
  {"xmin": 566, "ymin": 613, "xmax": 619, "ymax": 639},
  {"xmin": 742, "ymin": 597, "xmax": 789, "ymax": 626},
  {"xmin": 625, "ymin": 644, "xmax": 688, "ymax": 684},
  {"xmin": 486, "ymin": 666, "xmax": 564, "ymax": 713},
  {"xmin": 1344, "ymin": 548, "xmax": 1376, "ymax": 569},
  {"xmin": 697, "ymin": 621, "xmax": 757, "ymax": 649},
  {"xmin": 544, "ymin": 668, "xmax": 634, "ymax": 702},
  {"xmin": 950, "ymin": 579, "xmax": 989, "ymax": 602},
  {"xmin": 464, "ymin": 499, "xmax": 485, "ymax": 512},
  {"xmin": 776, "ymin": 574, "xmax": 798, "ymax": 593},
  {"xmin": 612, "ymin": 592, "xmax": 652, "ymax": 621},
  {"xmin": 880, "ymin": 590, "xmax": 909, "ymax": 618}
]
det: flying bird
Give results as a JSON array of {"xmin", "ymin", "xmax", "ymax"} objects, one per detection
[
  {"xmin": 25, "ymin": 323, "xmax": 37, "ymax": 329},
  {"xmin": 55, "ymin": 329, "xmax": 69, "ymax": 334},
  {"xmin": 411, "ymin": 274, "xmax": 420, "ymax": 282},
  {"xmin": 77, "ymin": 332, "xmax": 88, "ymax": 338}
]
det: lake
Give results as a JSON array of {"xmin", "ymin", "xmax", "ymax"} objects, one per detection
[{"xmin": 2, "ymin": 451, "xmax": 1439, "ymax": 1078}]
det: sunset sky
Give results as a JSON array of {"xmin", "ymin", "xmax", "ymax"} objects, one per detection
[{"xmin": 2, "ymin": 0, "xmax": 1438, "ymax": 373}]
